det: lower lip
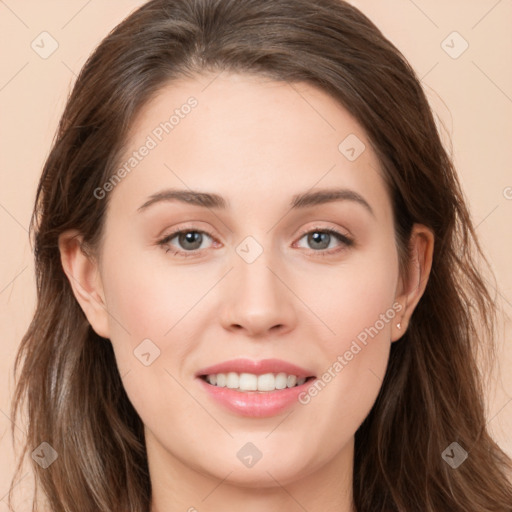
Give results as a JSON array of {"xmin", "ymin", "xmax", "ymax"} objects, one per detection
[{"xmin": 196, "ymin": 377, "xmax": 316, "ymax": 418}]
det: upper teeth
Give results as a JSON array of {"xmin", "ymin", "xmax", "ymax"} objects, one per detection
[{"xmin": 205, "ymin": 372, "xmax": 307, "ymax": 392}]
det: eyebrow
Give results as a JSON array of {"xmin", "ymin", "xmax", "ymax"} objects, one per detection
[{"xmin": 137, "ymin": 187, "xmax": 375, "ymax": 217}]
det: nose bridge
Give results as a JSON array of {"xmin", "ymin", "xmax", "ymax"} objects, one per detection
[{"xmin": 221, "ymin": 234, "xmax": 297, "ymax": 335}]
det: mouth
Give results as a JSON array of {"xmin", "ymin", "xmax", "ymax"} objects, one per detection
[
  {"xmin": 196, "ymin": 369, "xmax": 318, "ymax": 417},
  {"xmin": 198, "ymin": 372, "xmax": 317, "ymax": 393}
]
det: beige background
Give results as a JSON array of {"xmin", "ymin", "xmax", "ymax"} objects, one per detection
[{"xmin": 1, "ymin": 0, "xmax": 511, "ymax": 507}]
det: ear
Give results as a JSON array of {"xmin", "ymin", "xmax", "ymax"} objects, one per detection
[
  {"xmin": 391, "ymin": 224, "xmax": 434, "ymax": 342},
  {"xmin": 58, "ymin": 230, "xmax": 110, "ymax": 339}
]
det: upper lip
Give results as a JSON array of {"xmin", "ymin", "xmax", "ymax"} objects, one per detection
[{"xmin": 195, "ymin": 358, "xmax": 316, "ymax": 378}]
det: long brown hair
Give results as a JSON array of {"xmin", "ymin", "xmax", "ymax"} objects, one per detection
[{"xmin": 9, "ymin": 0, "xmax": 512, "ymax": 510}]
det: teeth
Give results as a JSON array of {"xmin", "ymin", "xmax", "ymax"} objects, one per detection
[
  {"xmin": 204, "ymin": 372, "xmax": 309, "ymax": 392},
  {"xmin": 239, "ymin": 373, "xmax": 258, "ymax": 391},
  {"xmin": 287, "ymin": 375, "xmax": 297, "ymax": 387},
  {"xmin": 226, "ymin": 372, "xmax": 239, "ymax": 389}
]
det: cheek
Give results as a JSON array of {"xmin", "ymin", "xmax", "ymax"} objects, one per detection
[
  {"xmin": 98, "ymin": 247, "xmax": 210, "ymax": 431},
  {"xmin": 101, "ymin": 244, "xmax": 211, "ymax": 347},
  {"xmin": 296, "ymin": 243, "xmax": 399, "ymax": 419},
  {"xmin": 313, "ymin": 239, "xmax": 399, "ymax": 351},
  {"xmin": 98, "ymin": 243, "xmax": 216, "ymax": 418}
]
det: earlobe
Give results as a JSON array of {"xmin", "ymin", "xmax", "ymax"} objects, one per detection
[
  {"xmin": 58, "ymin": 230, "xmax": 110, "ymax": 338},
  {"xmin": 392, "ymin": 224, "xmax": 434, "ymax": 342}
]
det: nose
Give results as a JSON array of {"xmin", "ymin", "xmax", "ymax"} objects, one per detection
[{"xmin": 220, "ymin": 248, "xmax": 298, "ymax": 338}]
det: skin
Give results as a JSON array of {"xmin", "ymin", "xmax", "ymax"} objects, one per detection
[{"xmin": 59, "ymin": 72, "xmax": 434, "ymax": 512}]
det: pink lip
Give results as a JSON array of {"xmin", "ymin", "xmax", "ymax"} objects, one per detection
[
  {"xmin": 195, "ymin": 358, "xmax": 315, "ymax": 378},
  {"xmin": 196, "ymin": 376, "xmax": 316, "ymax": 418},
  {"xmin": 195, "ymin": 358, "xmax": 317, "ymax": 418}
]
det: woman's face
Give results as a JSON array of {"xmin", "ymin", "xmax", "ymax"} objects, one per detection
[{"xmin": 72, "ymin": 73, "xmax": 428, "ymax": 490}]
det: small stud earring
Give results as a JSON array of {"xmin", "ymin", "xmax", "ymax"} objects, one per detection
[{"xmin": 397, "ymin": 322, "xmax": 401, "ymax": 330}]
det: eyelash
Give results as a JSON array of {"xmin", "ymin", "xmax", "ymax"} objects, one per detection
[{"xmin": 157, "ymin": 225, "xmax": 354, "ymax": 259}]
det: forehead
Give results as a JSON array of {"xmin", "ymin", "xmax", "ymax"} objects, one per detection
[{"xmin": 107, "ymin": 72, "xmax": 392, "ymax": 224}]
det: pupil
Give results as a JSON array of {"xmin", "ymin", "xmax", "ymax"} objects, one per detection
[
  {"xmin": 310, "ymin": 232, "xmax": 329, "ymax": 249},
  {"xmin": 180, "ymin": 231, "xmax": 201, "ymax": 250}
]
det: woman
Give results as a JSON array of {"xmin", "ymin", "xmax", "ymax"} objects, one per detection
[{"xmin": 9, "ymin": 0, "xmax": 512, "ymax": 510}]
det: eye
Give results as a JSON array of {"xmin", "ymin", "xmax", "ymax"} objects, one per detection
[
  {"xmin": 294, "ymin": 227, "xmax": 354, "ymax": 256},
  {"xmin": 157, "ymin": 228, "xmax": 216, "ymax": 257},
  {"xmin": 157, "ymin": 226, "xmax": 354, "ymax": 258}
]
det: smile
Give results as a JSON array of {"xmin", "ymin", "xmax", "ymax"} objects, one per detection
[{"xmin": 200, "ymin": 372, "xmax": 313, "ymax": 392}]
